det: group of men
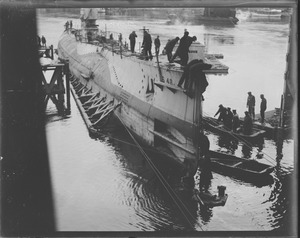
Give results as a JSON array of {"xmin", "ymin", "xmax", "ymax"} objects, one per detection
[
  {"xmin": 128, "ymin": 30, "xmax": 161, "ymax": 60},
  {"xmin": 247, "ymin": 92, "xmax": 267, "ymax": 124},
  {"xmin": 214, "ymin": 105, "xmax": 241, "ymax": 132},
  {"xmin": 128, "ymin": 29, "xmax": 197, "ymax": 64},
  {"xmin": 64, "ymin": 20, "xmax": 73, "ymax": 31},
  {"xmin": 37, "ymin": 35, "xmax": 46, "ymax": 47},
  {"xmin": 214, "ymin": 92, "xmax": 267, "ymax": 135}
]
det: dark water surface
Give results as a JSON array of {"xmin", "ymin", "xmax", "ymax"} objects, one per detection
[{"xmin": 38, "ymin": 11, "xmax": 295, "ymax": 232}]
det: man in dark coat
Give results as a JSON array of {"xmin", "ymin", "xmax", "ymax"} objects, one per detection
[
  {"xmin": 177, "ymin": 59, "xmax": 200, "ymax": 88},
  {"xmin": 142, "ymin": 30, "xmax": 153, "ymax": 60},
  {"xmin": 186, "ymin": 59, "xmax": 211, "ymax": 93},
  {"xmin": 260, "ymin": 94, "xmax": 267, "ymax": 124},
  {"xmin": 154, "ymin": 35, "xmax": 161, "ymax": 55},
  {"xmin": 129, "ymin": 31, "xmax": 137, "ymax": 53},
  {"xmin": 171, "ymin": 31, "xmax": 197, "ymax": 66},
  {"xmin": 164, "ymin": 37, "xmax": 179, "ymax": 62},
  {"xmin": 243, "ymin": 111, "xmax": 253, "ymax": 135},
  {"xmin": 214, "ymin": 104, "xmax": 227, "ymax": 122},
  {"xmin": 170, "ymin": 31, "xmax": 189, "ymax": 64}
]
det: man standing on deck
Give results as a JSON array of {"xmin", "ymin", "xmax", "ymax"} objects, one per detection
[
  {"xmin": 142, "ymin": 30, "xmax": 153, "ymax": 60},
  {"xmin": 154, "ymin": 35, "xmax": 161, "ymax": 55},
  {"xmin": 164, "ymin": 37, "xmax": 179, "ymax": 62},
  {"xmin": 129, "ymin": 31, "xmax": 137, "ymax": 53},
  {"xmin": 260, "ymin": 94, "xmax": 267, "ymax": 124},
  {"xmin": 247, "ymin": 92, "xmax": 256, "ymax": 120},
  {"xmin": 171, "ymin": 31, "xmax": 197, "ymax": 66}
]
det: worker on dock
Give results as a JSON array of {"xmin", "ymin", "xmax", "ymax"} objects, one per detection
[
  {"xmin": 232, "ymin": 109, "xmax": 240, "ymax": 132},
  {"xmin": 260, "ymin": 94, "xmax": 267, "ymax": 124},
  {"xmin": 243, "ymin": 111, "xmax": 253, "ymax": 135},
  {"xmin": 214, "ymin": 104, "xmax": 227, "ymax": 122},
  {"xmin": 129, "ymin": 31, "xmax": 137, "ymax": 53},
  {"xmin": 247, "ymin": 92, "xmax": 256, "ymax": 120},
  {"xmin": 69, "ymin": 20, "xmax": 73, "ymax": 29},
  {"xmin": 154, "ymin": 35, "xmax": 161, "ymax": 55},
  {"xmin": 163, "ymin": 37, "xmax": 180, "ymax": 62},
  {"xmin": 142, "ymin": 30, "xmax": 153, "ymax": 60}
]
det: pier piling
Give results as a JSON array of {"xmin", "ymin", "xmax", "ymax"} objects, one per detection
[{"xmin": 41, "ymin": 61, "xmax": 71, "ymax": 115}]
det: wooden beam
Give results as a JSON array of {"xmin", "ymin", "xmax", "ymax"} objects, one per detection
[{"xmin": 2, "ymin": 0, "xmax": 296, "ymax": 8}]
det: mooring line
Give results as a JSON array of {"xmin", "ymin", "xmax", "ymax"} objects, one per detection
[{"xmin": 114, "ymin": 113, "xmax": 204, "ymax": 231}]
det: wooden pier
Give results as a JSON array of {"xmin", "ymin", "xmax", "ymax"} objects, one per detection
[{"xmin": 40, "ymin": 60, "xmax": 71, "ymax": 115}]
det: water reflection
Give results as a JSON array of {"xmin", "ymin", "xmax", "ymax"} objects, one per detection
[
  {"xmin": 198, "ymin": 205, "xmax": 213, "ymax": 224},
  {"xmin": 217, "ymin": 135, "xmax": 238, "ymax": 154},
  {"xmin": 204, "ymin": 33, "xmax": 235, "ymax": 45},
  {"xmin": 96, "ymin": 123, "xmax": 203, "ymax": 230}
]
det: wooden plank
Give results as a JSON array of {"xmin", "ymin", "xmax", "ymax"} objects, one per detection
[{"xmin": 10, "ymin": 0, "xmax": 296, "ymax": 8}]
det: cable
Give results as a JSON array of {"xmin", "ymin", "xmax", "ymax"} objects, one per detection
[{"xmin": 114, "ymin": 112, "xmax": 205, "ymax": 231}]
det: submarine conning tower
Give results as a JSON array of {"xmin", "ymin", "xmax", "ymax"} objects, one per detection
[{"xmin": 80, "ymin": 8, "xmax": 99, "ymax": 42}]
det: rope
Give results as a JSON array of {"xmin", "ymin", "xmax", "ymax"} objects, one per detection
[{"xmin": 114, "ymin": 112, "xmax": 205, "ymax": 231}]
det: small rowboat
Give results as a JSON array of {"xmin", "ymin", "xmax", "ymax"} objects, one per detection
[
  {"xmin": 208, "ymin": 150, "xmax": 274, "ymax": 185},
  {"xmin": 203, "ymin": 117, "xmax": 266, "ymax": 140},
  {"xmin": 192, "ymin": 189, "xmax": 228, "ymax": 207}
]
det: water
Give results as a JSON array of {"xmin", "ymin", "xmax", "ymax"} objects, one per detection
[{"xmin": 38, "ymin": 10, "xmax": 295, "ymax": 232}]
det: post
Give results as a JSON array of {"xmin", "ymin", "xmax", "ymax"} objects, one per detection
[
  {"xmin": 50, "ymin": 45, "xmax": 54, "ymax": 60},
  {"xmin": 65, "ymin": 61, "xmax": 71, "ymax": 114}
]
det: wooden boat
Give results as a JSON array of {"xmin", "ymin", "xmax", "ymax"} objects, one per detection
[
  {"xmin": 208, "ymin": 150, "xmax": 274, "ymax": 184},
  {"xmin": 203, "ymin": 117, "xmax": 266, "ymax": 140}
]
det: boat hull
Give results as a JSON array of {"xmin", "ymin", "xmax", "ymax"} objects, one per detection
[
  {"xmin": 58, "ymin": 31, "xmax": 212, "ymax": 176},
  {"xmin": 208, "ymin": 150, "xmax": 274, "ymax": 185}
]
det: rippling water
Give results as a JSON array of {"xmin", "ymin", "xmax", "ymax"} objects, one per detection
[{"xmin": 38, "ymin": 10, "xmax": 295, "ymax": 232}]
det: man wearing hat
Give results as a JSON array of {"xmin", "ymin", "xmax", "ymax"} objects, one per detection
[{"xmin": 247, "ymin": 92, "xmax": 256, "ymax": 120}]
